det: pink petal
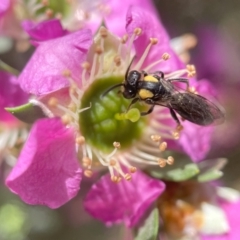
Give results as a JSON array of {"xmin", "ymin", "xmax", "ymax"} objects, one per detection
[
  {"xmin": 0, "ymin": 71, "xmax": 28, "ymax": 123},
  {"xmin": 0, "ymin": 0, "xmax": 10, "ymax": 17},
  {"xmin": 84, "ymin": 171, "xmax": 165, "ymax": 227},
  {"xmin": 178, "ymin": 122, "xmax": 213, "ymax": 162},
  {"xmin": 104, "ymin": 0, "xmax": 157, "ymax": 37},
  {"xmin": 18, "ymin": 28, "xmax": 92, "ymax": 96},
  {"xmin": 126, "ymin": 6, "xmax": 184, "ymax": 73},
  {"xmin": 6, "ymin": 118, "xmax": 82, "ymax": 208},
  {"xmin": 22, "ymin": 19, "xmax": 68, "ymax": 46},
  {"xmin": 201, "ymin": 200, "xmax": 240, "ymax": 240}
]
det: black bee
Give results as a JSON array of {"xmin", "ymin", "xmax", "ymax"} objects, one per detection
[{"xmin": 103, "ymin": 64, "xmax": 225, "ymax": 127}]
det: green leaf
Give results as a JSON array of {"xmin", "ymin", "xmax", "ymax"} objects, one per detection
[
  {"xmin": 196, "ymin": 158, "xmax": 226, "ymax": 182},
  {"xmin": 149, "ymin": 163, "xmax": 199, "ymax": 182},
  {"xmin": 5, "ymin": 103, "xmax": 47, "ymax": 124},
  {"xmin": 197, "ymin": 169, "xmax": 223, "ymax": 182},
  {"xmin": 134, "ymin": 208, "xmax": 159, "ymax": 240},
  {"xmin": 166, "ymin": 163, "xmax": 200, "ymax": 181}
]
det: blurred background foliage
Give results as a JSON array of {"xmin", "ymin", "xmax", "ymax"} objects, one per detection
[{"xmin": 1, "ymin": 0, "xmax": 240, "ymax": 239}]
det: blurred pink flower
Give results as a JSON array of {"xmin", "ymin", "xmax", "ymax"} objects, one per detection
[
  {"xmin": 0, "ymin": 0, "xmax": 10, "ymax": 18},
  {"xmin": 201, "ymin": 200, "xmax": 240, "ymax": 240},
  {"xmin": 158, "ymin": 181, "xmax": 240, "ymax": 240}
]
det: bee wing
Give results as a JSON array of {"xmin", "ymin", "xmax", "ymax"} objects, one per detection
[{"xmin": 166, "ymin": 92, "xmax": 225, "ymax": 126}]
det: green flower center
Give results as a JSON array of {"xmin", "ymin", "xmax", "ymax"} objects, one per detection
[{"xmin": 79, "ymin": 76, "xmax": 147, "ymax": 153}]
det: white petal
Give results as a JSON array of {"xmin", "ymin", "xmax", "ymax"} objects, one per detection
[
  {"xmin": 200, "ymin": 202, "xmax": 229, "ymax": 235},
  {"xmin": 216, "ymin": 186, "xmax": 240, "ymax": 202}
]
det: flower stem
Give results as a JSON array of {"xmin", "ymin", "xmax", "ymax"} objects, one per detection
[{"xmin": 0, "ymin": 60, "xmax": 19, "ymax": 76}]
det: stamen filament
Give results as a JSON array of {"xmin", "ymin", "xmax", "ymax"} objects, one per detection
[
  {"xmin": 134, "ymin": 38, "xmax": 158, "ymax": 70},
  {"xmin": 89, "ymin": 54, "xmax": 98, "ymax": 82}
]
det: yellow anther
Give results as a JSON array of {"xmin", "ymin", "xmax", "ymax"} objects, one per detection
[
  {"xmin": 117, "ymin": 177, "xmax": 122, "ymax": 183},
  {"xmin": 84, "ymin": 169, "xmax": 93, "ymax": 178},
  {"xmin": 176, "ymin": 124, "xmax": 184, "ymax": 132},
  {"xmin": 187, "ymin": 64, "xmax": 196, "ymax": 72},
  {"xmin": 109, "ymin": 159, "xmax": 116, "ymax": 166},
  {"xmin": 121, "ymin": 34, "xmax": 128, "ymax": 44},
  {"xmin": 158, "ymin": 159, "xmax": 167, "ymax": 168},
  {"xmin": 114, "ymin": 55, "xmax": 121, "ymax": 66},
  {"xmin": 124, "ymin": 173, "xmax": 132, "ymax": 181},
  {"xmin": 129, "ymin": 166, "xmax": 137, "ymax": 173},
  {"xmin": 82, "ymin": 156, "xmax": 91, "ymax": 167},
  {"xmin": 48, "ymin": 97, "xmax": 58, "ymax": 107},
  {"xmin": 111, "ymin": 175, "xmax": 118, "ymax": 183},
  {"xmin": 159, "ymin": 142, "xmax": 167, "ymax": 152},
  {"xmin": 99, "ymin": 26, "xmax": 108, "ymax": 38},
  {"xmin": 95, "ymin": 46, "xmax": 103, "ymax": 55},
  {"xmin": 134, "ymin": 28, "xmax": 142, "ymax": 36},
  {"xmin": 81, "ymin": 61, "xmax": 90, "ymax": 70},
  {"xmin": 151, "ymin": 134, "xmax": 161, "ymax": 142},
  {"xmin": 162, "ymin": 53, "xmax": 171, "ymax": 61},
  {"xmin": 172, "ymin": 131, "xmax": 180, "ymax": 140},
  {"xmin": 45, "ymin": 9, "xmax": 53, "ymax": 18},
  {"xmin": 113, "ymin": 142, "xmax": 121, "ymax": 149},
  {"xmin": 62, "ymin": 69, "xmax": 71, "ymax": 77},
  {"xmin": 187, "ymin": 64, "xmax": 196, "ymax": 77},
  {"xmin": 167, "ymin": 156, "xmax": 174, "ymax": 165},
  {"xmin": 150, "ymin": 38, "xmax": 158, "ymax": 45},
  {"xmin": 61, "ymin": 115, "xmax": 72, "ymax": 125},
  {"xmin": 187, "ymin": 86, "xmax": 197, "ymax": 94},
  {"xmin": 76, "ymin": 136, "xmax": 85, "ymax": 145}
]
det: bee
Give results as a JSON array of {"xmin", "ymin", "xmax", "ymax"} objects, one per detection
[{"xmin": 103, "ymin": 63, "xmax": 225, "ymax": 127}]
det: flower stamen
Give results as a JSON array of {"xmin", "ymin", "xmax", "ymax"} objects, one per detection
[
  {"xmin": 144, "ymin": 52, "xmax": 171, "ymax": 72},
  {"xmin": 126, "ymin": 28, "xmax": 142, "ymax": 65},
  {"xmin": 134, "ymin": 37, "xmax": 158, "ymax": 70},
  {"xmin": 165, "ymin": 64, "xmax": 196, "ymax": 79}
]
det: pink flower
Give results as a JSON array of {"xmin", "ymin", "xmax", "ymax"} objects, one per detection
[
  {"xmin": 157, "ymin": 182, "xmax": 240, "ymax": 240},
  {"xmin": 201, "ymin": 200, "xmax": 240, "ymax": 240},
  {"xmin": 0, "ymin": 71, "xmax": 29, "ymax": 163},
  {"xmin": 6, "ymin": 4, "xmax": 222, "ymax": 208},
  {"xmin": 84, "ymin": 170, "xmax": 165, "ymax": 227},
  {"xmin": 22, "ymin": 19, "xmax": 68, "ymax": 46},
  {"xmin": 0, "ymin": 71, "xmax": 28, "ymax": 123},
  {"xmin": 6, "ymin": 117, "xmax": 82, "ymax": 208},
  {"xmin": 0, "ymin": 0, "xmax": 25, "ymax": 41},
  {"xmin": 18, "ymin": 28, "xmax": 93, "ymax": 96},
  {"xmin": 0, "ymin": 0, "xmax": 10, "ymax": 18}
]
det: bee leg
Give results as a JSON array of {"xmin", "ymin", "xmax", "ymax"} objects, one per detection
[
  {"xmin": 140, "ymin": 105, "xmax": 155, "ymax": 116},
  {"xmin": 141, "ymin": 70, "xmax": 148, "ymax": 77},
  {"xmin": 152, "ymin": 71, "xmax": 164, "ymax": 79},
  {"xmin": 167, "ymin": 78, "xmax": 189, "ymax": 90},
  {"xmin": 126, "ymin": 98, "xmax": 139, "ymax": 112},
  {"xmin": 169, "ymin": 108, "xmax": 181, "ymax": 124},
  {"xmin": 140, "ymin": 98, "xmax": 155, "ymax": 116},
  {"xmin": 170, "ymin": 108, "xmax": 184, "ymax": 134}
]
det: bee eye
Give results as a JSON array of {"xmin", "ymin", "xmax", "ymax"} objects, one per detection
[{"xmin": 128, "ymin": 71, "xmax": 141, "ymax": 86}]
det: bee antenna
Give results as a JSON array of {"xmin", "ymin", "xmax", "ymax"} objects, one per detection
[
  {"xmin": 101, "ymin": 83, "xmax": 124, "ymax": 98},
  {"xmin": 125, "ymin": 56, "xmax": 136, "ymax": 80}
]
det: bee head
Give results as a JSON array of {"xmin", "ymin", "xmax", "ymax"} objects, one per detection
[{"xmin": 122, "ymin": 70, "xmax": 141, "ymax": 99}]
